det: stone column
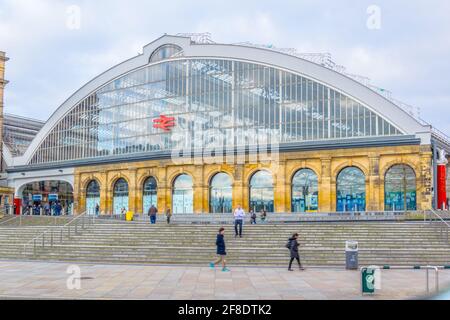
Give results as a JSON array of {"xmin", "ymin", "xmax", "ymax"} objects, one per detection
[
  {"xmin": 233, "ymin": 165, "xmax": 245, "ymax": 211},
  {"xmin": 368, "ymin": 155, "xmax": 381, "ymax": 211},
  {"xmin": 193, "ymin": 165, "xmax": 204, "ymax": 214},
  {"xmin": 273, "ymin": 160, "xmax": 287, "ymax": 213},
  {"xmin": 73, "ymin": 173, "xmax": 82, "ymax": 215},
  {"xmin": 319, "ymin": 158, "xmax": 332, "ymax": 212},
  {"xmin": 128, "ymin": 168, "xmax": 138, "ymax": 213},
  {"xmin": 157, "ymin": 165, "xmax": 168, "ymax": 213},
  {"xmin": 419, "ymin": 147, "xmax": 433, "ymax": 210}
]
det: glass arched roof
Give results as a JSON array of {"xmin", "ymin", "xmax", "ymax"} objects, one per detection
[{"xmin": 29, "ymin": 58, "xmax": 402, "ymax": 165}]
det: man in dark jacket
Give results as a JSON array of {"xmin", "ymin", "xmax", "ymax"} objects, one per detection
[
  {"xmin": 210, "ymin": 228, "xmax": 230, "ymax": 272},
  {"xmin": 148, "ymin": 205, "xmax": 158, "ymax": 224},
  {"xmin": 288, "ymin": 233, "xmax": 304, "ymax": 271}
]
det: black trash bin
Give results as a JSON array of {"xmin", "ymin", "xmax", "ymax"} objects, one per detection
[{"xmin": 345, "ymin": 241, "xmax": 359, "ymax": 270}]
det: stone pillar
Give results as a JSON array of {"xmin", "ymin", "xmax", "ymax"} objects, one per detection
[
  {"xmin": 98, "ymin": 170, "xmax": 108, "ymax": 215},
  {"xmin": 233, "ymin": 165, "xmax": 245, "ymax": 211},
  {"xmin": 128, "ymin": 168, "xmax": 138, "ymax": 213},
  {"xmin": 368, "ymin": 155, "xmax": 381, "ymax": 211},
  {"xmin": 318, "ymin": 158, "xmax": 331, "ymax": 212},
  {"xmin": 73, "ymin": 173, "xmax": 82, "ymax": 215},
  {"xmin": 193, "ymin": 165, "xmax": 204, "ymax": 214},
  {"xmin": 157, "ymin": 166, "xmax": 168, "ymax": 213},
  {"xmin": 273, "ymin": 160, "xmax": 287, "ymax": 213},
  {"xmin": 419, "ymin": 147, "xmax": 433, "ymax": 210}
]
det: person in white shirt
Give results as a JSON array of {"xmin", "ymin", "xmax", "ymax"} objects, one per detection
[{"xmin": 234, "ymin": 205, "xmax": 246, "ymax": 238}]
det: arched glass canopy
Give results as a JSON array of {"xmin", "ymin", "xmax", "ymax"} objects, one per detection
[
  {"xmin": 292, "ymin": 169, "xmax": 319, "ymax": 212},
  {"xmin": 30, "ymin": 59, "xmax": 403, "ymax": 165},
  {"xmin": 336, "ymin": 167, "xmax": 366, "ymax": 212}
]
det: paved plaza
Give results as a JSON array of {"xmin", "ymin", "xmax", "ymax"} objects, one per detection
[{"xmin": 0, "ymin": 260, "xmax": 448, "ymax": 300}]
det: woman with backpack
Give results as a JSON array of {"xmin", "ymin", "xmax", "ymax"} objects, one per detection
[{"xmin": 287, "ymin": 233, "xmax": 304, "ymax": 271}]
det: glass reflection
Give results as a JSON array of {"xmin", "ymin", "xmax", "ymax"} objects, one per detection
[
  {"xmin": 86, "ymin": 180, "xmax": 100, "ymax": 215},
  {"xmin": 31, "ymin": 59, "xmax": 403, "ymax": 165},
  {"xmin": 143, "ymin": 177, "xmax": 158, "ymax": 214},
  {"xmin": 113, "ymin": 178, "xmax": 129, "ymax": 215},
  {"xmin": 385, "ymin": 164, "xmax": 416, "ymax": 211},
  {"xmin": 209, "ymin": 173, "xmax": 232, "ymax": 214},
  {"xmin": 249, "ymin": 171, "xmax": 274, "ymax": 213},
  {"xmin": 173, "ymin": 174, "xmax": 193, "ymax": 214},
  {"xmin": 336, "ymin": 167, "xmax": 366, "ymax": 212},
  {"xmin": 292, "ymin": 169, "xmax": 319, "ymax": 212}
]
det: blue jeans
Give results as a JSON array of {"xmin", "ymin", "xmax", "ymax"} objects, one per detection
[
  {"xmin": 150, "ymin": 215, "xmax": 156, "ymax": 224},
  {"xmin": 234, "ymin": 220, "xmax": 243, "ymax": 236}
]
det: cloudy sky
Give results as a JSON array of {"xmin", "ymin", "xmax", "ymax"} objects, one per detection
[{"xmin": 0, "ymin": 0, "xmax": 449, "ymax": 133}]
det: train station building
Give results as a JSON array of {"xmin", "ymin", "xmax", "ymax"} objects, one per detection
[{"xmin": 1, "ymin": 34, "xmax": 449, "ymax": 215}]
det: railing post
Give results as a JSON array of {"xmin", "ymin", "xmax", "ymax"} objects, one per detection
[
  {"xmin": 60, "ymin": 229, "xmax": 63, "ymax": 243},
  {"xmin": 435, "ymin": 268, "xmax": 439, "ymax": 293},
  {"xmin": 42, "ymin": 234, "xmax": 45, "ymax": 248},
  {"xmin": 33, "ymin": 239, "xmax": 36, "ymax": 258},
  {"xmin": 51, "ymin": 230, "xmax": 53, "ymax": 247},
  {"xmin": 75, "ymin": 220, "xmax": 78, "ymax": 234},
  {"xmin": 426, "ymin": 268, "xmax": 429, "ymax": 293}
]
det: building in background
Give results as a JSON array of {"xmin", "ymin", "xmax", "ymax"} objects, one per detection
[
  {"xmin": 3, "ymin": 114, "xmax": 44, "ymax": 158},
  {"xmin": 1, "ymin": 35, "xmax": 450, "ymax": 215}
]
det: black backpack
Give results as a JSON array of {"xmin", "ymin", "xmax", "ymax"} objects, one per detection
[{"xmin": 285, "ymin": 239, "xmax": 292, "ymax": 249}]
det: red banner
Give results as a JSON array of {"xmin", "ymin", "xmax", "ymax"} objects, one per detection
[{"xmin": 437, "ymin": 164, "xmax": 447, "ymax": 209}]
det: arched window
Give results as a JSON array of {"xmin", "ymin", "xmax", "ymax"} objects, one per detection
[
  {"xmin": 86, "ymin": 180, "xmax": 100, "ymax": 215},
  {"xmin": 385, "ymin": 164, "xmax": 417, "ymax": 211},
  {"xmin": 150, "ymin": 44, "xmax": 182, "ymax": 63},
  {"xmin": 172, "ymin": 174, "xmax": 193, "ymax": 214},
  {"xmin": 249, "ymin": 171, "xmax": 274, "ymax": 213},
  {"xmin": 143, "ymin": 177, "xmax": 158, "ymax": 214},
  {"xmin": 210, "ymin": 173, "xmax": 232, "ymax": 214},
  {"xmin": 292, "ymin": 169, "xmax": 319, "ymax": 213},
  {"xmin": 336, "ymin": 167, "xmax": 366, "ymax": 212},
  {"xmin": 113, "ymin": 178, "xmax": 129, "ymax": 215}
]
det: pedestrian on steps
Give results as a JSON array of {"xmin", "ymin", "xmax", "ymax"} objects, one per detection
[
  {"xmin": 233, "ymin": 205, "xmax": 245, "ymax": 238},
  {"xmin": 287, "ymin": 233, "xmax": 304, "ymax": 271},
  {"xmin": 166, "ymin": 208, "xmax": 172, "ymax": 224},
  {"xmin": 210, "ymin": 227, "xmax": 230, "ymax": 272},
  {"xmin": 148, "ymin": 205, "xmax": 158, "ymax": 224},
  {"xmin": 250, "ymin": 210, "xmax": 257, "ymax": 225}
]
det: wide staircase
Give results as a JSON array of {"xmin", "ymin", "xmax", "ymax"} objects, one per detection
[{"xmin": 0, "ymin": 216, "xmax": 449, "ymax": 266}]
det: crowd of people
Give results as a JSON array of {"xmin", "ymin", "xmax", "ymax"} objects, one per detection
[{"xmin": 20, "ymin": 202, "xmax": 69, "ymax": 216}]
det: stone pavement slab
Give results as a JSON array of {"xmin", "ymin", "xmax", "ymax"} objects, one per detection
[{"xmin": 0, "ymin": 260, "xmax": 448, "ymax": 300}]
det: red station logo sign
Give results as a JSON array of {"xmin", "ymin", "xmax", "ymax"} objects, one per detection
[{"xmin": 153, "ymin": 115, "xmax": 176, "ymax": 132}]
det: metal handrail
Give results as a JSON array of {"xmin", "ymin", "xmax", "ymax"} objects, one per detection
[
  {"xmin": 22, "ymin": 212, "xmax": 94, "ymax": 257},
  {"xmin": 0, "ymin": 215, "xmax": 19, "ymax": 226},
  {"xmin": 428, "ymin": 209, "xmax": 450, "ymax": 243},
  {"xmin": 361, "ymin": 265, "xmax": 444, "ymax": 295}
]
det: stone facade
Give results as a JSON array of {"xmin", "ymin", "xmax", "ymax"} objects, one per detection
[{"xmin": 73, "ymin": 144, "xmax": 433, "ymax": 215}]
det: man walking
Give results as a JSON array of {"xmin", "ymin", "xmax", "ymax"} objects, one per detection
[
  {"xmin": 148, "ymin": 205, "xmax": 158, "ymax": 224},
  {"xmin": 233, "ymin": 205, "xmax": 245, "ymax": 238}
]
